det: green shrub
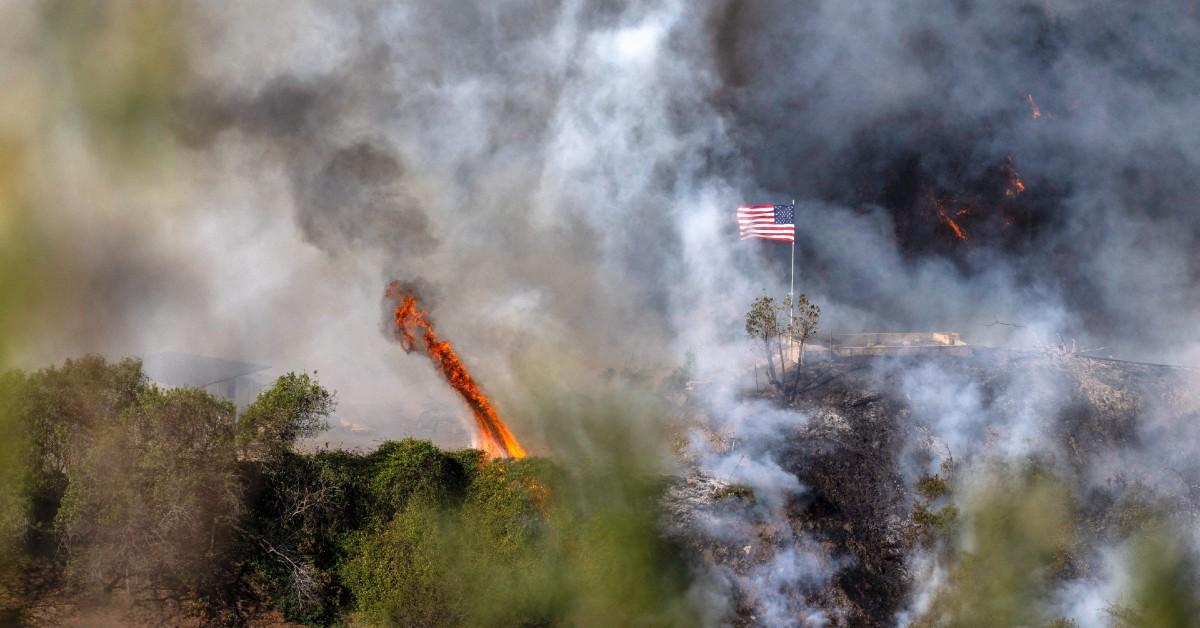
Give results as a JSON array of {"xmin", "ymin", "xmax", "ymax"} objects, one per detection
[
  {"xmin": 7, "ymin": 357, "xmax": 701, "ymax": 627},
  {"xmin": 366, "ymin": 438, "xmax": 471, "ymax": 514},
  {"xmin": 912, "ymin": 503, "xmax": 959, "ymax": 530},
  {"xmin": 241, "ymin": 449, "xmax": 369, "ymax": 624},
  {"xmin": 0, "ymin": 370, "xmax": 31, "ymax": 599},
  {"xmin": 340, "ymin": 454, "xmax": 562, "ymax": 627},
  {"xmin": 915, "ymin": 474, "xmax": 951, "ymax": 501},
  {"xmin": 713, "ymin": 484, "xmax": 756, "ymax": 503},
  {"xmin": 341, "ymin": 501, "xmax": 457, "ymax": 627},
  {"xmin": 238, "ymin": 372, "xmax": 334, "ymax": 457},
  {"xmin": 910, "ymin": 471, "xmax": 957, "ymax": 545}
]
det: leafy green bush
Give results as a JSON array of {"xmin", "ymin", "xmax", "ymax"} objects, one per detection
[
  {"xmin": 911, "ymin": 502, "xmax": 959, "ymax": 531},
  {"xmin": 910, "ymin": 470, "xmax": 957, "ymax": 545},
  {"xmin": 339, "ymin": 453, "xmax": 560, "ymax": 627},
  {"xmin": 54, "ymin": 385, "xmax": 244, "ymax": 618},
  {"xmin": 238, "ymin": 372, "xmax": 335, "ymax": 458},
  {"xmin": 5, "ymin": 356, "xmax": 700, "ymax": 626},
  {"xmin": 240, "ymin": 449, "xmax": 365, "ymax": 624},
  {"xmin": 0, "ymin": 370, "xmax": 31, "ymax": 599},
  {"xmin": 915, "ymin": 474, "xmax": 951, "ymax": 501},
  {"xmin": 366, "ymin": 438, "xmax": 472, "ymax": 514},
  {"xmin": 341, "ymin": 500, "xmax": 457, "ymax": 627},
  {"xmin": 713, "ymin": 484, "xmax": 756, "ymax": 503}
]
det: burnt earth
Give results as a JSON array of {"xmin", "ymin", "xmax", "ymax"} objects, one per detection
[{"xmin": 665, "ymin": 351, "xmax": 1200, "ymax": 626}]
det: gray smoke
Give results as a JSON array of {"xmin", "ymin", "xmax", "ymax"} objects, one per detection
[
  {"xmin": 707, "ymin": 0, "xmax": 1200, "ymax": 362},
  {"xmin": 16, "ymin": 0, "xmax": 1200, "ymax": 622},
  {"xmin": 38, "ymin": 0, "xmax": 1200, "ymax": 380},
  {"xmin": 689, "ymin": 398, "xmax": 842, "ymax": 625}
]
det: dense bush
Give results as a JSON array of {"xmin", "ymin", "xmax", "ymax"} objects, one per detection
[
  {"xmin": 55, "ymin": 386, "xmax": 244, "ymax": 618},
  {"xmin": 1, "ymin": 355, "xmax": 699, "ymax": 626},
  {"xmin": 0, "ymin": 357, "xmax": 343, "ymax": 623},
  {"xmin": 238, "ymin": 372, "xmax": 334, "ymax": 459},
  {"xmin": 240, "ymin": 449, "xmax": 368, "ymax": 623},
  {"xmin": 0, "ymin": 370, "xmax": 31, "ymax": 601}
]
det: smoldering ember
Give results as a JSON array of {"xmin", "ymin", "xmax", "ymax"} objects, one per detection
[{"xmin": 3, "ymin": 3, "xmax": 1200, "ymax": 628}]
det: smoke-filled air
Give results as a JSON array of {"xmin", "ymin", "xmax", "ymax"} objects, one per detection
[{"xmin": 2, "ymin": 1, "xmax": 1200, "ymax": 626}]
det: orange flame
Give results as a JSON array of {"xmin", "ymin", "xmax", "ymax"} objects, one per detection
[
  {"xmin": 934, "ymin": 199, "xmax": 970, "ymax": 241},
  {"xmin": 387, "ymin": 282, "xmax": 527, "ymax": 460},
  {"xmin": 1002, "ymin": 162, "xmax": 1027, "ymax": 197},
  {"xmin": 1005, "ymin": 177, "xmax": 1026, "ymax": 197},
  {"xmin": 1026, "ymin": 94, "xmax": 1042, "ymax": 119}
]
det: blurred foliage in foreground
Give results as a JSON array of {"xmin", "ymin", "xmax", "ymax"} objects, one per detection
[
  {"xmin": 1106, "ymin": 523, "xmax": 1200, "ymax": 628},
  {"xmin": 912, "ymin": 465, "xmax": 1078, "ymax": 628},
  {"xmin": 0, "ymin": 1, "xmax": 191, "ymax": 367},
  {"xmin": 911, "ymin": 462, "xmax": 1200, "ymax": 628},
  {"xmin": 0, "ymin": 356, "xmax": 698, "ymax": 626},
  {"xmin": 0, "ymin": 4, "xmax": 193, "ymax": 554}
]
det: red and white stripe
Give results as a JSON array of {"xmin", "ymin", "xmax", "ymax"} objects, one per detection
[{"xmin": 737, "ymin": 205, "xmax": 794, "ymax": 242}]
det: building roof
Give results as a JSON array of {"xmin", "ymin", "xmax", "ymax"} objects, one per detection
[{"xmin": 141, "ymin": 352, "xmax": 269, "ymax": 388}]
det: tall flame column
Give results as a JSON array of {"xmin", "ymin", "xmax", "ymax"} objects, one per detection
[{"xmin": 387, "ymin": 281, "xmax": 527, "ymax": 460}]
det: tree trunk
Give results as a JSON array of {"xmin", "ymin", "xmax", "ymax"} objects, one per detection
[
  {"xmin": 777, "ymin": 335, "xmax": 787, "ymax": 387},
  {"xmin": 762, "ymin": 337, "xmax": 778, "ymax": 385}
]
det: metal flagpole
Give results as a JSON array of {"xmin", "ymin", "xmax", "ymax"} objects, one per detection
[
  {"xmin": 789, "ymin": 199, "xmax": 795, "ymax": 306},
  {"xmin": 789, "ymin": 199, "xmax": 795, "ymax": 362}
]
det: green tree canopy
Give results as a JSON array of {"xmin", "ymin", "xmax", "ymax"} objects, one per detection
[
  {"xmin": 784, "ymin": 293, "xmax": 821, "ymax": 368},
  {"xmin": 238, "ymin": 372, "xmax": 335, "ymax": 457},
  {"xmin": 56, "ymin": 387, "xmax": 242, "ymax": 606},
  {"xmin": 746, "ymin": 294, "xmax": 784, "ymax": 386}
]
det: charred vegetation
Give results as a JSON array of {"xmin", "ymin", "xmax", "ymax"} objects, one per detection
[{"xmin": 666, "ymin": 351, "xmax": 1200, "ymax": 626}]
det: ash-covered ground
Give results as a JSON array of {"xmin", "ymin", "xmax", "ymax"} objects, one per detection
[{"xmin": 666, "ymin": 351, "xmax": 1200, "ymax": 627}]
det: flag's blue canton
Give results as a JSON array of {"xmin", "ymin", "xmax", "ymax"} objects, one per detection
[{"xmin": 774, "ymin": 204, "xmax": 795, "ymax": 224}]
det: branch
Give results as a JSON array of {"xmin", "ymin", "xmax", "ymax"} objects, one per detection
[{"xmin": 233, "ymin": 525, "xmax": 322, "ymax": 610}]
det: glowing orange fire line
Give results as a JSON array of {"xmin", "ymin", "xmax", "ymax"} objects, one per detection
[
  {"xmin": 1005, "ymin": 176, "xmax": 1026, "ymax": 197},
  {"xmin": 1004, "ymin": 161, "xmax": 1027, "ymax": 198},
  {"xmin": 939, "ymin": 210, "xmax": 969, "ymax": 241},
  {"xmin": 387, "ymin": 282, "xmax": 527, "ymax": 460},
  {"xmin": 933, "ymin": 200, "xmax": 969, "ymax": 241}
]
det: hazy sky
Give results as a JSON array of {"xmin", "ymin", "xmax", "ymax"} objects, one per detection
[{"xmin": 11, "ymin": 0, "xmax": 1200, "ymax": 444}]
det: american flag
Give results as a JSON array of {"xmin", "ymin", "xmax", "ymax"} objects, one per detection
[{"xmin": 737, "ymin": 204, "xmax": 795, "ymax": 242}]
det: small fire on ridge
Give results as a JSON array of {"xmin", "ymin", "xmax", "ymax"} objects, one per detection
[
  {"xmin": 933, "ymin": 198, "xmax": 970, "ymax": 241},
  {"xmin": 1026, "ymin": 93, "xmax": 1042, "ymax": 119},
  {"xmin": 386, "ymin": 281, "xmax": 527, "ymax": 460}
]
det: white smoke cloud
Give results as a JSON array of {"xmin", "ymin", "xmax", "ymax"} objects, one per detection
[
  {"xmin": 15, "ymin": 0, "xmax": 1200, "ymax": 621},
  {"xmin": 688, "ymin": 400, "xmax": 838, "ymax": 626}
]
